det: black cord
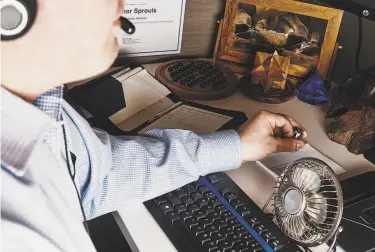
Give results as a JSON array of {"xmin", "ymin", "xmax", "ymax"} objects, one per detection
[
  {"xmin": 62, "ymin": 124, "xmax": 90, "ymax": 234},
  {"xmin": 355, "ymin": 15, "xmax": 363, "ymax": 72}
]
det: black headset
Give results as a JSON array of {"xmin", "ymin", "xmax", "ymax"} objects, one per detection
[
  {"xmin": 0, "ymin": 0, "xmax": 37, "ymax": 41},
  {"xmin": 1, "ymin": 0, "xmax": 135, "ymax": 41}
]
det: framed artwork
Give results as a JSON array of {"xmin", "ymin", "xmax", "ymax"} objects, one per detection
[{"xmin": 217, "ymin": 0, "xmax": 343, "ymax": 79}]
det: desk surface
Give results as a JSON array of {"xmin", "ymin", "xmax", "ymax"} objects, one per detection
[
  {"xmin": 110, "ymin": 63, "xmax": 375, "ymax": 252},
  {"xmin": 143, "ymin": 64, "xmax": 375, "ymax": 178}
]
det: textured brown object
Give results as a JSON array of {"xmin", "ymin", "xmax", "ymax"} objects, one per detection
[
  {"xmin": 155, "ymin": 59, "xmax": 238, "ymax": 101},
  {"xmin": 327, "ymin": 107, "xmax": 375, "ymax": 155},
  {"xmin": 251, "ymin": 51, "xmax": 290, "ymax": 90},
  {"xmin": 239, "ymin": 75, "xmax": 295, "ymax": 104}
]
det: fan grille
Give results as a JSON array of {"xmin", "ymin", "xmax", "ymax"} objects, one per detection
[{"xmin": 273, "ymin": 158, "xmax": 343, "ymax": 247}]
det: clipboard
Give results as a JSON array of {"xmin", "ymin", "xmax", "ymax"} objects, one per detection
[{"xmin": 67, "ymin": 65, "xmax": 248, "ymax": 135}]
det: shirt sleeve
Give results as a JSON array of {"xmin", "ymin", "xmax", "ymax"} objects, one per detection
[{"xmin": 62, "ymin": 101, "xmax": 243, "ymax": 220}]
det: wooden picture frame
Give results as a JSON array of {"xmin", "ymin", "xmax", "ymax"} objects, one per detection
[{"xmin": 217, "ymin": 0, "xmax": 343, "ymax": 79}]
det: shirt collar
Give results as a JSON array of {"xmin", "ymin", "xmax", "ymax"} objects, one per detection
[{"xmin": 1, "ymin": 87, "xmax": 64, "ymax": 176}]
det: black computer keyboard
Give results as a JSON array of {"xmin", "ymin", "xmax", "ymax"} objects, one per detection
[{"xmin": 144, "ymin": 173, "xmax": 303, "ymax": 252}]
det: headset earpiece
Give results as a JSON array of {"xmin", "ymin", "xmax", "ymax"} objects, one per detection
[{"xmin": 1, "ymin": 0, "xmax": 37, "ymax": 41}]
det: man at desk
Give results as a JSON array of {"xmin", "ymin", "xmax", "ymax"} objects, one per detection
[{"xmin": 1, "ymin": 0, "xmax": 306, "ymax": 251}]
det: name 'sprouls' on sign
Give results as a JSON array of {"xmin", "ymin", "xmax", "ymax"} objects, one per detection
[{"xmin": 124, "ymin": 8, "xmax": 157, "ymax": 15}]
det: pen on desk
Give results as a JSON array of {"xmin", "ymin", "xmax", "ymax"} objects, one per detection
[{"xmin": 146, "ymin": 102, "xmax": 183, "ymax": 125}]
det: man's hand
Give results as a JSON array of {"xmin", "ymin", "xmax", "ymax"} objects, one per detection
[{"xmin": 239, "ymin": 111, "xmax": 307, "ymax": 162}]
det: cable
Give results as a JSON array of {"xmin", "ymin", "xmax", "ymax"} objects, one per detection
[
  {"xmin": 355, "ymin": 15, "xmax": 363, "ymax": 72},
  {"xmin": 262, "ymin": 192, "xmax": 274, "ymax": 212},
  {"xmin": 62, "ymin": 124, "xmax": 90, "ymax": 234},
  {"xmin": 342, "ymin": 217, "xmax": 375, "ymax": 232}
]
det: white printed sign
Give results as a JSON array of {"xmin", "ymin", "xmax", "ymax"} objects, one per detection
[{"xmin": 117, "ymin": 0, "xmax": 186, "ymax": 57}]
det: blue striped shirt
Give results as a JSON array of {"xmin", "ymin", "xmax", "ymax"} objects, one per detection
[{"xmin": 1, "ymin": 86, "xmax": 242, "ymax": 251}]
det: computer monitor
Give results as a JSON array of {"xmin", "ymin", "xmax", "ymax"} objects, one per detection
[{"xmin": 319, "ymin": 0, "xmax": 375, "ymax": 21}]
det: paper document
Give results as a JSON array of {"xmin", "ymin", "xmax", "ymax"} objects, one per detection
[
  {"xmin": 109, "ymin": 68, "xmax": 171, "ymax": 126},
  {"xmin": 259, "ymin": 143, "xmax": 346, "ymax": 176},
  {"xmin": 139, "ymin": 105, "xmax": 233, "ymax": 134},
  {"xmin": 118, "ymin": 0, "xmax": 186, "ymax": 57},
  {"xmin": 116, "ymin": 97, "xmax": 176, "ymax": 131}
]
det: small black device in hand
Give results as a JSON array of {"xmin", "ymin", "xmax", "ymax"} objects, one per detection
[{"xmin": 293, "ymin": 128, "xmax": 303, "ymax": 140}]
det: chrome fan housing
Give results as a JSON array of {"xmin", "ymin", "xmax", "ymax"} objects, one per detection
[{"xmin": 273, "ymin": 158, "xmax": 343, "ymax": 247}]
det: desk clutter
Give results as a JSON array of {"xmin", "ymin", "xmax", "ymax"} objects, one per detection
[
  {"xmin": 211, "ymin": 0, "xmax": 343, "ymax": 105},
  {"xmin": 325, "ymin": 66, "xmax": 375, "ymax": 164},
  {"xmin": 68, "ymin": 66, "xmax": 247, "ymax": 134},
  {"xmin": 155, "ymin": 59, "xmax": 238, "ymax": 101}
]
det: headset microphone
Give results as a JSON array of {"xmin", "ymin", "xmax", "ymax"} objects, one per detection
[
  {"xmin": 1, "ymin": 0, "xmax": 37, "ymax": 41},
  {"xmin": 120, "ymin": 16, "xmax": 135, "ymax": 35}
]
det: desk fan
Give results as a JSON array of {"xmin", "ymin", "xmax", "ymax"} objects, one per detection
[{"xmin": 270, "ymin": 158, "xmax": 344, "ymax": 251}]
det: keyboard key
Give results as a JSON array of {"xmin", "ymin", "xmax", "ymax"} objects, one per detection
[
  {"xmin": 185, "ymin": 184, "xmax": 197, "ymax": 194},
  {"xmin": 218, "ymin": 240, "xmax": 232, "ymax": 251},
  {"xmin": 197, "ymin": 198, "xmax": 209, "ymax": 207},
  {"xmin": 191, "ymin": 192, "xmax": 203, "ymax": 201},
  {"xmin": 191, "ymin": 225, "xmax": 204, "ymax": 236},
  {"xmin": 206, "ymin": 240, "xmax": 217, "ymax": 249},
  {"xmin": 181, "ymin": 196, "xmax": 194, "ymax": 205},
  {"xmin": 185, "ymin": 217, "xmax": 198, "ymax": 228},
  {"xmin": 198, "ymin": 186, "xmax": 210, "ymax": 194},
  {"xmin": 202, "ymin": 205, "xmax": 215, "ymax": 214},
  {"xmin": 208, "ymin": 247, "xmax": 220, "ymax": 252},
  {"xmin": 194, "ymin": 210, "xmax": 206, "ymax": 220},
  {"xmin": 233, "ymin": 242, "xmax": 249, "ymax": 252},
  {"xmin": 261, "ymin": 232, "xmax": 275, "ymax": 243},
  {"xmin": 270, "ymin": 239, "xmax": 284, "ymax": 251},
  {"xmin": 187, "ymin": 203, "xmax": 200, "ymax": 213},
  {"xmin": 174, "ymin": 204, "xmax": 187, "ymax": 214},
  {"xmin": 221, "ymin": 226, "xmax": 234, "ymax": 237},
  {"xmin": 214, "ymin": 219, "xmax": 226, "ymax": 229},
  {"xmin": 237, "ymin": 205, "xmax": 251, "ymax": 216},
  {"xmin": 222, "ymin": 211, "xmax": 234, "ymax": 221},
  {"xmin": 219, "ymin": 188, "xmax": 231, "ymax": 196},
  {"xmin": 199, "ymin": 217, "xmax": 213, "ymax": 228},
  {"xmin": 207, "ymin": 174, "xmax": 220, "ymax": 184},
  {"xmin": 175, "ymin": 188, "xmax": 187, "ymax": 198},
  {"xmin": 160, "ymin": 203, "xmax": 173, "ymax": 214},
  {"xmin": 166, "ymin": 211, "xmax": 180, "ymax": 223},
  {"xmin": 166, "ymin": 192, "xmax": 181, "ymax": 206},
  {"xmin": 246, "ymin": 217, "xmax": 260, "ymax": 227},
  {"xmin": 204, "ymin": 191, "xmax": 215, "ymax": 199},
  {"xmin": 206, "ymin": 224, "xmax": 219, "ymax": 235},
  {"xmin": 216, "ymin": 205, "xmax": 228, "ymax": 214},
  {"xmin": 227, "ymin": 219, "xmax": 241, "ymax": 230},
  {"xmin": 209, "ymin": 198, "xmax": 221, "ymax": 207},
  {"xmin": 250, "ymin": 242, "xmax": 263, "ymax": 252},
  {"xmin": 197, "ymin": 233, "xmax": 211, "ymax": 245},
  {"xmin": 153, "ymin": 196, "xmax": 167, "ymax": 206},
  {"xmin": 226, "ymin": 233, "xmax": 241, "ymax": 246},
  {"xmin": 230, "ymin": 199, "xmax": 243, "ymax": 209},
  {"xmin": 191, "ymin": 181, "xmax": 204, "ymax": 189},
  {"xmin": 234, "ymin": 226, "xmax": 248, "ymax": 237},
  {"xmin": 242, "ymin": 234, "xmax": 256, "ymax": 245},
  {"xmin": 180, "ymin": 211, "xmax": 193, "ymax": 220},
  {"xmin": 254, "ymin": 224, "xmax": 266, "ymax": 234},
  {"xmin": 207, "ymin": 212, "xmax": 221, "ymax": 221},
  {"xmin": 212, "ymin": 234, "xmax": 226, "ymax": 247},
  {"xmin": 224, "ymin": 192, "xmax": 237, "ymax": 202}
]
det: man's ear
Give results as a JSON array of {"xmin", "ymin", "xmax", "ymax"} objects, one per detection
[{"xmin": 1, "ymin": 0, "xmax": 37, "ymax": 41}]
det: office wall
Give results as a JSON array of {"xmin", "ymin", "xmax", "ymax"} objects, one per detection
[{"xmin": 116, "ymin": 0, "xmax": 375, "ymax": 84}]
